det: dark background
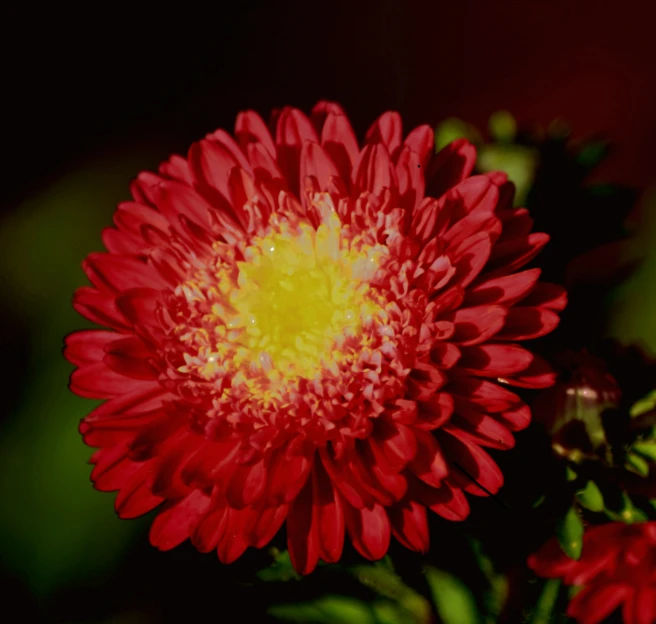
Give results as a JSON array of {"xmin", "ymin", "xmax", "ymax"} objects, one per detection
[
  {"xmin": 4, "ymin": 0, "xmax": 656, "ymax": 210},
  {"xmin": 1, "ymin": 1, "xmax": 655, "ymax": 622}
]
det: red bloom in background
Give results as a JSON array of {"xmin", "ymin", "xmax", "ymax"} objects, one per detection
[
  {"xmin": 529, "ymin": 522, "xmax": 656, "ymax": 624},
  {"xmin": 65, "ymin": 102, "xmax": 565, "ymax": 573}
]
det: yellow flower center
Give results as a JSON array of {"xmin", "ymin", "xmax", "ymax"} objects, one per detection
[{"xmin": 176, "ymin": 197, "xmax": 388, "ymax": 387}]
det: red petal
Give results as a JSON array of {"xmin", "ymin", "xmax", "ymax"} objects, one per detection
[
  {"xmin": 244, "ymin": 504, "xmax": 288, "ymax": 549},
  {"xmin": 410, "ymin": 198, "xmax": 442, "ymax": 244},
  {"xmin": 320, "ymin": 109, "xmax": 359, "ymax": 182},
  {"xmin": 266, "ymin": 448, "xmax": 313, "ymax": 504},
  {"xmin": 404, "ymin": 125, "xmax": 434, "ymax": 169},
  {"xmin": 114, "ymin": 461, "xmax": 163, "ymax": 519},
  {"xmin": 414, "ymin": 478, "xmax": 470, "ymax": 521},
  {"xmin": 287, "ymin": 472, "xmax": 320, "ymax": 574},
  {"xmin": 457, "ymin": 343, "xmax": 534, "ymax": 377},
  {"xmin": 114, "ymin": 288, "xmax": 166, "ymax": 344},
  {"xmin": 102, "ymin": 227, "xmax": 143, "ymax": 255},
  {"xmin": 415, "ymin": 393, "xmax": 454, "ymax": 430},
  {"xmin": 520, "ymin": 282, "xmax": 568, "ymax": 311},
  {"xmin": 344, "ymin": 502, "xmax": 391, "ymax": 561},
  {"xmin": 389, "ymin": 499, "xmax": 429, "ymax": 553},
  {"xmin": 527, "ymin": 538, "xmax": 578, "ymax": 577},
  {"xmin": 450, "ymin": 231, "xmax": 493, "ymax": 288},
  {"xmin": 408, "ymin": 429, "xmax": 448, "ymax": 487},
  {"xmin": 440, "ymin": 431, "xmax": 504, "ymax": 496},
  {"xmin": 320, "ymin": 449, "xmax": 374, "ymax": 509},
  {"xmin": 235, "ymin": 110, "xmax": 276, "ymax": 157},
  {"xmin": 497, "ymin": 207, "xmax": 534, "ymax": 242},
  {"xmin": 486, "ymin": 233, "xmax": 550, "ymax": 276},
  {"xmin": 103, "ymin": 335, "xmax": 159, "ymax": 380},
  {"xmin": 426, "ymin": 139, "xmax": 477, "ymax": 199},
  {"xmin": 247, "ymin": 142, "xmax": 284, "ymax": 181},
  {"xmin": 626, "ymin": 585, "xmax": 656, "ymax": 624},
  {"xmin": 313, "ymin": 460, "xmax": 345, "ymax": 563},
  {"xmin": 567, "ymin": 584, "xmax": 632, "ymax": 624},
  {"xmin": 300, "ymin": 141, "xmax": 341, "ymax": 193},
  {"xmin": 352, "ymin": 144, "xmax": 398, "ymax": 196},
  {"xmin": 225, "ymin": 458, "xmax": 267, "ymax": 509},
  {"xmin": 70, "ymin": 362, "xmax": 152, "ymax": 399},
  {"xmin": 149, "ymin": 490, "xmax": 211, "ymax": 550},
  {"xmin": 465, "ymin": 268, "xmax": 541, "ymax": 306},
  {"xmin": 159, "ymin": 155, "xmax": 192, "ymax": 184},
  {"xmin": 83, "ymin": 253, "xmax": 165, "ymax": 292},
  {"xmin": 365, "ymin": 111, "xmax": 402, "ymax": 153},
  {"xmin": 64, "ymin": 330, "xmax": 119, "ymax": 365},
  {"xmin": 113, "ymin": 202, "xmax": 170, "ymax": 239},
  {"xmin": 188, "ymin": 139, "xmax": 238, "ymax": 200},
  {"xmin": 153, "ymin": 178, "xmax": 215, "ymax": 233},
  {"xmin": 192, "ymin": 505, "xmax": 229, "ymax": 553},
  {"xmin": 444, "ymin": 410, "xmax": 515, "ymax": 450},
  {"xmin": 449, "ymin": 377, "xmax": 521, "ymax": 413},
  {"xmin": 497, "ymin": 403, "xmax": 532, "ymax": 431},
  {"xmin": 373, "ymin": 422, "xmax": 418, "ymax": 470},
  {"xmin": 496, "ymin": 307, "xmax": 560, "ymax": 341},
  {"xmin": 275, "ymin": 107, "xmax": 319, "ymax": 195},
  {"xmin": 395, "ymin": 146, "xmax": 424, "ymax": 210},
  {"xmin": 447, "ymin": 305, "xmax": 507, "ymax": 346},
  {"xmin": 499, "ymin": 354, "xmax": 556, "ymax": 388},
  {"xmin": 73, "ymin": 287, "xmax": 131, "ymax": 331},
  {"xmin": 216, "ymin": 507, "xmax": 249, "ymax": 564},
  {"xmin": 310, "ymin": 101, "xmax": 346, "ymax": 132}
]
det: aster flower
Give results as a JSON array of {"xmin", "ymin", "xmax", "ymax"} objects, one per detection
[
  {"xmin": 65, "ymin": 101, "xmax": 565, "ymax": 573},
  {"xmin": 528, "ymin": 522, "xmax": 656, "ymax": 624}
]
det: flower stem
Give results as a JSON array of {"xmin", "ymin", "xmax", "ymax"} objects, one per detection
[{"xmin": 531, "ymin": 579, "xmax": 561, "ymax": 624}]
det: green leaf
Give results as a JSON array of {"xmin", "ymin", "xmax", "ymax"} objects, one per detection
[
  {"xmin": 268, "ymin": 602, "xmax": 327, "ymax": 623},
  {"xmin": 316, "ymin": 596, "xmax": 376, "ymax": 624},
  {"xmin": 632, "ymin": 441, "xmax": 656, "ymax": 462},
  {"xmin": 434, "ymin": 118, "xmax": 482, "ymax": 152},
  {"xmin": 488, "ymin": 110, "xmax": 517, "ymax": 143},
  {"xmin": 256, "ymin": 549, "xmax": 300, "ymax": 582},
  {"xmin": 350, "ymin": 562, "xmax": 431, "ymax": 623},
  {"xmin": 531, "ymin": 579, "xmax": 561, "ymax": 624},
  {"xmin": 371, "ymin": 601, "xmax": 415, "ymax": 624},
  {"xmin": 556, "ymin": 506, "xmax": 584, "ymax": 560},
  {"xmin": 625, "ymin": 452, "xmax": 651, "ymax": 477},
  {"xmin": 604, "ymin": 493, "xmax": 649, "ymax": 524},
  {"xmin": 576, "ymin": 480, "xmax": 604, "ymax": 512},
  {"xmin": 566, "ymin": 466, "xmax": 578, "ymax": 482},
  {"xmin": 576, "ymin": 141, "xmax": 609, "ymax": 169},
  {"xmin": 477, "ymin": 145, "xmax": 539, "ymax": 207},
  {"xmin": 607, "ymin": 187, "xmax": 656, "ymax": 355},
  {"xmin": 630, "ymin": 390, "xmax": 656, "ymax": 418},
  {"xmin": 425, "ymin": 567, "xmax": 481, "ymax": 624}
]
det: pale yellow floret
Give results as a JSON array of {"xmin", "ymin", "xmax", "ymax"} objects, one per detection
[{"xmin": 175, "ymin": 195, "xmax": 389, "ymax": 387}]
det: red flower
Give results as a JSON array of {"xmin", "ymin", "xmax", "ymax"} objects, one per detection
[
  {"xmin": 528, "ymin": 522, "xmax": 656, "ymax": 624},
  {"xmin": 65, "ymin": 102, "xmax": 565, "ymax": 573}
]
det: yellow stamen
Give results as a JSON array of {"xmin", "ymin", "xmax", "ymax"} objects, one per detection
[{"xmin": 175, "ymin": 196, "xmax": 389, "ymax": 389}]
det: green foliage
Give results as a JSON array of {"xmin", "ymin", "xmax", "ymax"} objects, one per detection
[
  {"xmin": 630, "ymin": 390, "xmax": 656, "ymax": 419},
  {"xmin": 604, "ymin": 492, "xmax": 649, "ymax": 524},
  {"xmin": 257, "ymin": 549, "xmax": 300, "ymax": 582},
  {"xmin": 575, "ymin": 480, "xmax": 604, "ymax": 512},
  {"xmin": 0, "ymin": 150, "xmax": 159, "ymax": 596},
  {"xmin": 434, "ymin": 118, "xmax": 482, "ymax": 152},
  {"xmin": 424, "ymin": 567, "xmax": 481, "ymax": 624},
  {"xmin": 607, "ymin": 188, "xmax": 656, "ymax": 354},
  {"xmin": 488, "ymin": 111, "xmax": 517, "ymax": 144},
  {"xmin": 531, "ymin": 579, "xmax": 562, "ymax": 624},
  {"xmin": 555, "ymin": 506, "xmax": 584, "ymax": 560}
]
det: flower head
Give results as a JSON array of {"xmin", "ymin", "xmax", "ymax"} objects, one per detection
[
  {"xmin": 528, "ymin": 522, "xmax": 656, "ymax": 624},
  {"xmin": 65, "ymin": 102, "xmax": 565, "ymax": 573}
]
